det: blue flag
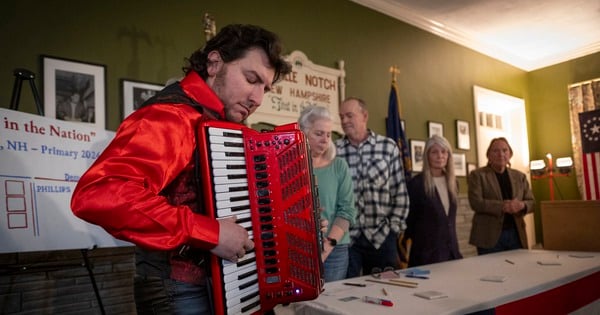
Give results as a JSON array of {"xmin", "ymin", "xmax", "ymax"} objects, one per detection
[{"xmin": 386, "ymin": 84, "xmax": 412, "ymax": 180}]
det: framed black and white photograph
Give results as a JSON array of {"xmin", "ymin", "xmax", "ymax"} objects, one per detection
[
  {"xmin": 453, "ymin": 153, "xmax": 467, "ymax": 177},
  {"xmin": 428, "ymin": 121, "xmax": 444, "ymax": 138},
  {"xmin": 121, "ymin": 79, "xmax": 164, "ymax": 119},
  {"xmin": 42, "ymin": 55, "xmax": 106, "ymax": 129},
  {"xmin": 456, "ymin": 119, "xmax": 471, "ymax": 150},
  {"xmin": 410, "ymin": 139, "xmax": 426, "ymax": 172}
]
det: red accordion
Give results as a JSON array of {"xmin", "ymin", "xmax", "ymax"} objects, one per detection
[{"xmin": 196, "ymin": 120, "xmax": 324, "ymax": 315}]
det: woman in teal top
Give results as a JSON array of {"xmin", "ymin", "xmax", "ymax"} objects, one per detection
[{"xmin": 299, "ymin": 106, "xmax": 356, "ymax": 282}]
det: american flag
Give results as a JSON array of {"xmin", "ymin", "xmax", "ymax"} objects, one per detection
[
  {"xmin": 386, "ymin": 83, "xmax": 412, "ymax": 180},
  {"xmin": 578, "ymin": 109, "xmax": 600, "ymax": 200}
]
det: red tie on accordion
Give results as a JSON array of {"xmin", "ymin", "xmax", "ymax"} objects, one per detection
[{"xmin": 196, "ymin": 120, "xmax": 325, "ymax": 315}]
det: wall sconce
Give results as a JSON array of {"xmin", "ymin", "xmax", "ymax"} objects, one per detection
[
  {"xmin": 529, "ymin": 153, "xmax": 572, "ymax": 200},
  {"xmin": 555, "ymin": 157, "xmax": 574, "ymax": 174},
  {"xmin": 529, "ymin": 159, "xmax": 547, "ymax": 177}
]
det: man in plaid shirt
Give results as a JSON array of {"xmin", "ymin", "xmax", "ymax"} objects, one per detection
[{"xmin": 335, "ymin": 97, "xmax": 410, "ymax": 278}]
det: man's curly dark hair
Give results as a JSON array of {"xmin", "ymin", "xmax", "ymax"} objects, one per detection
[{"xmin": 184, "ymin": 24, "xmax": 292, "ymax": 84}]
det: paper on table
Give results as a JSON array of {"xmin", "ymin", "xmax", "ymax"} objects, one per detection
[{"xmin": 414, "ymin": 290, "xmax": 447, "ymax": 300}]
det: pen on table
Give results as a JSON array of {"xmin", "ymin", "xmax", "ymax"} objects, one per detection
[
  {"xmin": 366, "ymin": 279, "xmax": 418, "ymax": 288},
  {"xmin": 363, "ymin": 296, "xmax": 393, "ymax": 307},
  {"xmin": 343, "ymin": 282, "xmax": 366, "ymax": 287},
  {"xmin": 382, "ymin": 288, "xmax": 388, "ymax": 296},
  {"xmin": 505, "ymin": 259, "xmax": 515, "ymax": 264}
]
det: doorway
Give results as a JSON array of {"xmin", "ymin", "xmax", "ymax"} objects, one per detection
[{"xmin": 473, "ymin": 86, "xmax": 536, "ymax": 248}]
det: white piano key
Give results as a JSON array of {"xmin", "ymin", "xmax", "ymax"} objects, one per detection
[
  {"xmin": 225, "ymin": 280, "xmax": 259, "ymax": 301},
  {"xmin": 217, "ymin": 207, "xmax": 251, "ymax": 218},
  {"xmin": 215, "ymin": 190, "xmax": 250, "ymax": 201},
  {"xmin": 212, "ymin": 168, "xmax": 247, "ymax": 177},
  {"xmin": 208, "ymin": 127, "xmax": 242, "ymax": 137},
  {"xmin": 214, "ymin": 182, "xmax": 248, "ymax": 193},
  {"xmin": 211, "ymin": 151, "xmax": 245, "ymax": 161},
  {"xmin": 213, "ymin": 176, "xmax": 247, "ymax": 185},
  {"xmin": 225, "ymin": 285, "xmax": 261, "ymax": 313},
  {"xmin": 222, "ymin": 253, "xmax": 256, "ymax": 275},
  {"xmin": 227, "ymin": 294, "xmax": 261, "ymax": 315},
  {"xmin": 211, "ymin": 143, "xmax": 245, "ymax": 153},
  {"xmin": 224, "ymin": 273, "xmax": 258, "ymax": 291},
  {"xmin": 223, "ymin": 263, "xmax": 257, "ymax": 283},
  {"xmin": 216, "ymin": 199, "xmax": 250, "ymax": 210},
  {"xmin": 226, "ymin": 291, "xmax": 261, "ymax": 312},
  {"xmin": 209, "ymin": 134, "xmax": 244, "ymax": 145},
  {"xmin": 212, "ymin": 159, "xmax": 246, "ymax": 169}
]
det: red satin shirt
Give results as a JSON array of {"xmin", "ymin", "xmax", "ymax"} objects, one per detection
[{"xmin": 71, "ymin": 72, "xmax": 225, "ymax": 252}]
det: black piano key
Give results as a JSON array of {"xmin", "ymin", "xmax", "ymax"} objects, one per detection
[
  {"xmin": 241, "ymin": 299, "xmax": 261, "ymax": 313},
  {"xmin": 229, "ymin": 185, "xmax": 249, "ymax": 192},
  {"xmin": 239, "ymin": 278, "xmax": 258, "ymax": 290},
  {"xmin": 240, "ymin": 290, "xmax": 259, "ymax": 303},
  {"xmin": 231, "ymin": 195, "xmax": 250, "ymax": 202},
  {"xmin": 236, "ymin": 216, "xmax": 252, "ymax": 224},
  {"xmin": 228, "ymin": 164, "xmax": 246, "ymax": 169},
  {"xmin": 221, "ymin": 131, "xmax": 243, "ymax": 138},
  {"xmin": 237, "ymin": 256, "xmax": 256, "ymax": 267},
  {"xmin": 225, "ymin": 152, "xmax": 245, "ymax": 157},
  {"xmin": 238, "ymin": 269, "xmax": 257, "ymax": 280},
  {"xmin": 230, "ymin": 205, "xmax": 250, "ymax": 213}
]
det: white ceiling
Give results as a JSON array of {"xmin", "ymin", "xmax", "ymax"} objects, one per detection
[{"xmin": 351, "ymin": 0, "xmax": 600, "ymax": 71}]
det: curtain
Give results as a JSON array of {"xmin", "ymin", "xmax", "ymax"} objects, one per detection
[{"xmin": 568, "ymin": 78, "xmax": 600, "ymax": 199}]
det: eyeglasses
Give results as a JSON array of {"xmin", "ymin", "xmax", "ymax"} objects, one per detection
[{"xmin": 371, "ymin": 266, "xmax": 400, "ymax": 279}]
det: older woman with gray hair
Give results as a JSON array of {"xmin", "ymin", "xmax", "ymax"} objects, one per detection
[{"xmin": 298, "ymin": 105, "xmax": 356, "ymax": 282}]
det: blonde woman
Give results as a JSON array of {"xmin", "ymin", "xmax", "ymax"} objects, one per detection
[
  {"xmin": 405, "ymin": 135, "xmax": 462, "ymax": 267},
  {"xmin": 298, "ymin": 106, "xmax": 356, "ymax": 282}
]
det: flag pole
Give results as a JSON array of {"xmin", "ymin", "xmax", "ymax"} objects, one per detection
[{"xmin": 389, "ymin": 65, "xmax": 400, "ymax": 84}]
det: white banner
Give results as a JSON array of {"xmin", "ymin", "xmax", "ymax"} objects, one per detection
[{"xmin": 0, "ymin": 108, "xmax": 131, "ymax": 253}]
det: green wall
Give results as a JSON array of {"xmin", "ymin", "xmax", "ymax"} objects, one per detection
[
  {"xmin": 527, "ymin": 52, "xmax": 600, "ymax": 202},
  {"xmin": 1, "ymin": 0, "xmax": 599, "ymax": 240}
]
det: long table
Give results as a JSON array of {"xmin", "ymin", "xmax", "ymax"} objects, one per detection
[{"xmin": 276, "ymin": 249, "xmax": 600, "ymax": 315}]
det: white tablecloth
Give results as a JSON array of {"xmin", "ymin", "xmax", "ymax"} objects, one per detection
[{"xmin": 275, "ymin": 249, "xmax": 600, "ymax": 315}]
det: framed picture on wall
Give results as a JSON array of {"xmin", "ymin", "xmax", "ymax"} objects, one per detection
[
  {"xmin": 42, "ymin": 55, "xmax": 106, "ymax": 130},
  {"xmin": 456, "ymin": 119, "xmax": 471, "ymax": 150},
  {"xmin": 121, "ymin": 79, "xmax": 164, "ymax": 119},
  {"xmin": 428, "ymin": 121, "xmax": 444, "ymax": 138},
  {"xmin": 410, "ymin": 139, "xmax": 426, "ymax": 172},
  {"xmin": 453, "ymin": 153, "xmax": 467, "ymax": 177}
]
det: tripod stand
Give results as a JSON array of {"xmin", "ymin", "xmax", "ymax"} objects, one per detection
[{"xmin": 10, "ymin": 68, "xmax": 44, "ymax": 115}]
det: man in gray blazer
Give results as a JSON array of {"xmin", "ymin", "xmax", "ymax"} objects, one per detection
[{"xmin": 468, "ymin": 137, "xmax": 534, "ymax": 255}]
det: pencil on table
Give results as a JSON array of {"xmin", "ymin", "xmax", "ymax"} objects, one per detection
[{"xmin": 382, "ymin": 288, "xmax": 388, "ymax": 296}]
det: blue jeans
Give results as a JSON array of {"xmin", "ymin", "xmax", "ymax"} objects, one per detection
[
  {"xmin": 477, "ymin": 227, "xmax": 522, "ymax": 255},
  {"xmin": 134, "ymin": 274, "xmax": 211, "ymax": 315},
  {"xmin": 347, "ymin": 231, "xmax": 400, "ymax": 278},
  {"xmin": 323, "ymin": 244, "xmax": 349, "ymax": 282}
]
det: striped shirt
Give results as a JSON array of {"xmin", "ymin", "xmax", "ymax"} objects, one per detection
[{"xmin": 335, "ymin": 130, "xmax": 409, "ymax": 249}]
